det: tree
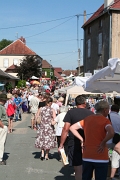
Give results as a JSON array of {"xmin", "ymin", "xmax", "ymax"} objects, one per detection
[
  {"xmin": 5, "ymin": 82, "xmax": 13, "ymax": 92},
  {"xmin": 16, "ymin": 55, "xmax": 42, "ymax": 81},
  {"xmin": 17, "ymin": 80, "xmax": 26, "ymax": 88},
  {"xmin": 0, "ymin": 39, "xmax": 13, "ymax": 50}
]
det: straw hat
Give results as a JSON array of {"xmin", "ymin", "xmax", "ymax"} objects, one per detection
[
  {"xmin": 7, "ymin": 93, "xmax": 12, "ymax": 99},
  {"xmin": 58, "ymin": 97, "xmax": 64, "ymax": 102}
]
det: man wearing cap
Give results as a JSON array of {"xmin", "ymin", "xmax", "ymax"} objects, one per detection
[{"xmin": 0, "ymin": 93, "xmax": 8, "ymax": 165}]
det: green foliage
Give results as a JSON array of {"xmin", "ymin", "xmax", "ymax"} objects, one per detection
[
  {"xmin": 17, "ymin": 80, "xmax": 26, "ymax": 88},
  {"xmin": 16, "ymin": 55, "xmax": 42, "ymax": 81},
  {"xmin": 0, "ymin": 39, "xmax": 13, "ymax": 50},
  {"xmin": 5, "ymin": 82, "xmax": 13, "ymax": 92}
]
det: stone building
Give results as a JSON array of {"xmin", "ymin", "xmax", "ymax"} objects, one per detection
[{"xmin": 82, "ymin": 0, "xmax": 120, "ymax": 74}]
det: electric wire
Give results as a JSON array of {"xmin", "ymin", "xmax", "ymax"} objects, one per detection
[
  {"xmin": 25, "ymin": 16, "xmax": 75, "ymax": 38},
  {"xmin": 41, "ymin": 51, "xmax": 77, "ymax": 56}
]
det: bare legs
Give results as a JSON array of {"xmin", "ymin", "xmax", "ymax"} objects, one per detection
[
  {"xmin": 31, "ymin": 119, "xmax": 34, "ymax": 129},
  {"xmin": 45, "ymin": 149, "xmax": 50, "ymax": 160},
  {"xmin": 8, "ymin": 118, "xmax": 13, "ymax": 133},
  {"xmin": 40, "ymin": 149, "xmax": 50, "ymax": 160}
]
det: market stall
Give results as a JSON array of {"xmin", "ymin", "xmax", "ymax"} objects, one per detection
[{"xmin": 84, "ymin": 58, "xmax": 120, "ymax": 93}]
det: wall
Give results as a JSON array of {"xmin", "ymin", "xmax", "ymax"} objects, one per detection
[
  {"xmin": 0, "ymin": 55, "xmax": 24, "ymax": 71},
  {"xmin": 83, "ymin": 13, "xmax": 110, "ymax": 74},
  {"xmin": 111, "ymin": 12, "xmax": 120, "ymax": 58},
  {"xmin": 42, "ymin": 68, "xmax": 54, "ymax": 79}
]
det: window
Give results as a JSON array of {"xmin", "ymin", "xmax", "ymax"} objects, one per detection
[
  {"xmin": 87, "ymin": 39, "xmax": 91, "ymax": 58},
  {"xmin": 50, "ymin": 72, "xmax": 53, "ymax": 76},
  {"xmin": 88, "ymin": 26, "xmax": 91, "ymax": 34},
  {"xmin": 45, "ymin": 71, "xmax": 47, "ymax": 76},
  {"xmin": 13, "ymin": 59, "xmax": 19, "ymax": 65},
  {"xmin": 99, "ymin": 19, "xmax": 102, "ymax": 28},
  {"xmin": 98, "ymin": 33, "xmax": 102, "ymax": 54},
  {"xmin": 3, "ymin": 58, "xmax": 9, "ymax": 68}
]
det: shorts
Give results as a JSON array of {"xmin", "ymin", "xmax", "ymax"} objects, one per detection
[
  {"xmin": 68, "ymin": 144, "xmax": 82, "ymax": 166},
  {"xmin": 31, "ymin": 113, "xmax": 36, "ymax": 120},
  {"xmin": 8, "ymin": 114, "xmax": 14, "ymax": 119},
  {"xmin": 111, "ymin": 150, "xmax": 120, "ymax": 168}
]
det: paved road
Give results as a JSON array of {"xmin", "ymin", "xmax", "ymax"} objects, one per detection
[
  {"xmin": 0, "ymin": 113, "xmax": 119, "ymax": 180},
  {"xmin": 0, "ymin": 113, "xmax": 74, "ymax": 180}
]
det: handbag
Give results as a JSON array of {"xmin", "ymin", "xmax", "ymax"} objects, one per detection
[{"xmin": 7, "ymin": 104, "xmax": 15, "ymax": 116}]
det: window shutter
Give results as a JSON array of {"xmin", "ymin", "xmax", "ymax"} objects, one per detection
[
  {"xmin": 98, "ymin": 33, "xmax": 102, "ymax": 54},
  {"xmin": 3, "ymin": 59, "xmax": 9, "ymax": 68},
  {"xmin": 88, "ymin": 39, "xmax": 91, "ymax": 58},
  {"xmin": 13, "ymin": 59, "xmax": 18, "ymax": 65}
]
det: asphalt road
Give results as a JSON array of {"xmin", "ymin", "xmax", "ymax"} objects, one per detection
[
  {"xmin": 0, "ymin": 113, "xmax": 119, "ymax": 180},
  {"xmin": 0, "ymin": 113, "xmax": 74, "ymax": 180}
]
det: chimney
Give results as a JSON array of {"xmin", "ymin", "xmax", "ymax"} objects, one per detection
[
  {"xmin": 19, "ymin": 36, "xmax": 26, "ymax": 44},
  {"xmin": 104, "ymin": 0, "xmax": 114, "ymax": 9}
]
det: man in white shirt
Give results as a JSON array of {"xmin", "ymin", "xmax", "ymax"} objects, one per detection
[
  {"xmin": 109, "ymin": 104, "xmax": 120, "ymax": 179},
  {"xmin": 29, "ymin": 93, "xmax": 39, "ymax": 130},
  {"xmin": 28, "ymin": 92, "xmax": 33, "ymax": 113}
]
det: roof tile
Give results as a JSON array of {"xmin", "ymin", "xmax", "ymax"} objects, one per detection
[
  {"xmin": 83, "ymin": 0, "xmax": 120, "ymax": 27},
  {"xmin": 0, "ymin": 39, "xmax": 36, "ymax": 55}
]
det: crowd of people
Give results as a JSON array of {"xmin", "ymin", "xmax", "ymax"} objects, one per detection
[{"xmin": 0, "ymin": 81, "xmax": 120, "ymax": 180}]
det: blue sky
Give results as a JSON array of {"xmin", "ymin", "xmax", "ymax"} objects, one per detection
[{"xmin": 0, "ymin": 0, "xmax": 104, "ymax": 70}]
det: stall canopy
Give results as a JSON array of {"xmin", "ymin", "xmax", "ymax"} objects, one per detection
[
  {"xmin": 58, "ymin": 86, "xmax": 72, "ymax": 94},
  {"xmin": 84, "ymin": 58, "xmax": 120, "ymax": 93},
  {"xmin": 65, "ymin": 85, "xmax": 94, "ymax": 106},
  {"xmin": 73, "ymin": 76, "xmax": 89, "ymax": 86}
]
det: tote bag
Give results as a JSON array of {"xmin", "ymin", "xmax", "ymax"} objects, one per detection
[{"xmin": 7, "ymin": 104, "xmax": 15, "ymax": 116}]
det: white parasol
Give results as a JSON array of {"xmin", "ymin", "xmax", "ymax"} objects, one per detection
[{"xmin": 84, "ymin": 58, "xmax": 120, "ymax": 93}]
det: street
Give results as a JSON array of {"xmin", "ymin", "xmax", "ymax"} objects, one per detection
[
  {"xmin": 0, "ymin": 113, "xmax": 74, "ymax": 180},
  {"xmin": 0, "ymin": 113, "xmax": 119, "ymax": 180}
]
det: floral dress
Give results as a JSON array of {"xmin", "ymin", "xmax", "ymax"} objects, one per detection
[{"xmin": 35, "ymin": 106, "xmax": 57, "ymax": 150}]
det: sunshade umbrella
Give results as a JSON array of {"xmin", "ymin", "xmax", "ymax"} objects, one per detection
[
  {"xmin": 84, "ymin": 58, "xmax": 120, "ymax": 93},
  {"xmin": 30, "ymin": 76, "xmax": 39, "ymax": 80},
  {"xmin": 31, "ymin": 80, "xmax": 40, "ymax": 85}
]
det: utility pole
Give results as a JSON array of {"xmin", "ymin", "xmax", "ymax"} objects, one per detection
[
  {"xmin": 76, "ymin": 15, "xmax": 80, "ymax": 76},
  {"xmin": 50, "ymin": 60, "xmax": 51, "ymax": 79},
  {"xmin": 84, "ymin": 11, "xmax": 86, "ymax": 23}
]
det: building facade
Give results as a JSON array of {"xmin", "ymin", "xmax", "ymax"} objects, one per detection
[
  {"xmin": 82, "ymin": 0, "xmax": 120, "ymax": 74},
  {"xmin": 0, "ymin": 37, "xmax": 42, "ymax": 77}
]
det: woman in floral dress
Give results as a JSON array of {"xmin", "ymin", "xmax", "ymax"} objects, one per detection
[{"xmin": 35, "ymin": 97, "xmax": 57, "ymax": 160}]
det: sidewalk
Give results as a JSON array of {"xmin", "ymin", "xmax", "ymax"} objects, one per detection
[{"xmin": 0, "ymin": 113, "xmax": 74, "ymax": 180}]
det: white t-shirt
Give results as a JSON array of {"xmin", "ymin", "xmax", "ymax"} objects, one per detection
[
  {"xmin": 55, "ymin": 112, "xmax": 66, "ymax": 136},
  {"xmin": 29, "ymin": 96, "xmax": 39, "ymax": 113},
  {"xmin": 51, "ymin": 103, "xmax": 59, "ymax": 114},
  {"xmin": 28, "ymin": 95, "xmax": 33, "ymax": 101}
]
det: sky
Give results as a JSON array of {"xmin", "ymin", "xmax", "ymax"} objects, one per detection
[{"xmin": 0, "ymin": 0, "xmax": 104, "ymax": 70}]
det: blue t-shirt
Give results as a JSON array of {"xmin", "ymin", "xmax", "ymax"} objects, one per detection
[{"xmin": 14, "ymin": 97, "xmax": 22, "ymax": 108}]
